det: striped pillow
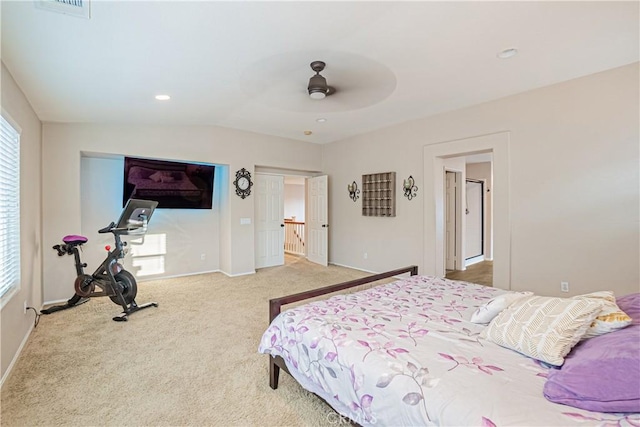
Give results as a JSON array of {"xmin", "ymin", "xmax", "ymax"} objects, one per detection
[
  {"xmin": 480, "ymin": 296, "xmax": 604, "ymax": 366},
  {"xmin": 572, "ymin": 291, "xmax": 632, "ymax": 338},
  {"xmin": 470, "ymin": 291, "xmax": 534, "ymax": 324}
]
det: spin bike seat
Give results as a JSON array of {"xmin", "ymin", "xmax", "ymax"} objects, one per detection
[{"xmin": 62, "ymin": 235, "xmax": 88, "ymax": 246}]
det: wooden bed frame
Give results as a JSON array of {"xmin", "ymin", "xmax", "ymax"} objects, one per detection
[{"xmin": 267, "ymin": 265, "xmax": 419, "ymax": 389}]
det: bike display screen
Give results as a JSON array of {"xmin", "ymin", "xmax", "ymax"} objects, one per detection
[{"xmin": 116, "ymin": 199, "xmax": 158, "ymax": 230}]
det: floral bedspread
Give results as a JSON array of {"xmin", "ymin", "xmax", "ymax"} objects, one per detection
[{"xmin": 258, "ymin": 275, "xmax": 640, "ymax": 426}]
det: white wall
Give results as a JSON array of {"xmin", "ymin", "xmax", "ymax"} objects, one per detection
[
  {"xmin": 42, "ymin": 124, "xmax": 322, "ymax": 302},
  {"xmin": 79, "ymin": 156, "xmax": 223, "ymax": 279},
  {"xmin": 1, "ymin": 63, "xmax": 43, "ymax": 382},
  {"xmin": 322, "ymin": 63, "xmax": 639, "ymax": 297},
  {"xmin": 284, "ymin": 183, "xmax": 305, "ymax": 221}
]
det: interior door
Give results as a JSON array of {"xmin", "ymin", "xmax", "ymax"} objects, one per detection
[
  {"xmin": 465, "ymin": 179, "xmax": 484, "ymax": 260},
  {"xmin": 445, "ymin": 171, "xmax": 457, "ymax": 270},
  {"xmin": 307, "ymin": 175, "xmax": 328, "ymax": 266},
  {"xmin": 255, "ymin": 174, "xmax": 284, "ymax": 269}
]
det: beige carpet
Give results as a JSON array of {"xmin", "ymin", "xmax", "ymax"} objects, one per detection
[{"xmin": 1, "ymin": 256, "xmax": 386, "ymax": 426}]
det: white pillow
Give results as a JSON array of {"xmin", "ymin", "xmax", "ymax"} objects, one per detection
[
  {"xmin": 149, "ymin": 171, "xmax": 175, "ymax": 183},
  {"xmin": 149, "ymin": 171, "xmax": 163, "ymax": 182},
  {"xmin": 573, "ymin": 291, "xmax": 632, "ymax": 339},
  {"xmin": 481, "ymin": 295, "xmax": 604, "ymax": 366},
  {"xmin": 470, "ymin": 291, "xmax": 533, "ymax": 324}
]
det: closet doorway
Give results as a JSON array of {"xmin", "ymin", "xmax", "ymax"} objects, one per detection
[
  {"xmin": 441, "ymin": 153, "xmax": 494, "ymax": 286},
  {"xmin": 424, "ymin": 131, "xmax": 509, "ymax": 289}
]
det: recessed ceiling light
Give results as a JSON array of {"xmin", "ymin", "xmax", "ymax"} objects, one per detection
[
  {"xmin": 497, "ymin": 48, "xmax": 518, "ymax": 59},
  {"xmin": 155, "ymin": 94, "xmax": 171, "ymax": 101},
  {"xmin": 304, "ymin": 130, "xmax": 313, "ymax": 136},
  {"xmin": 316, "ymin": 118, "xmax": 327, "ymax": 123}
]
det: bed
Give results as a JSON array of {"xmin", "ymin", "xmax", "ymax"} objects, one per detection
[
  {"xmin": 258, "ymin": 266, "xmax": 640, "ymax": 426},
  {"xmin": 127, "ymin": 166, "xmax": 202, "ymax": 200}
]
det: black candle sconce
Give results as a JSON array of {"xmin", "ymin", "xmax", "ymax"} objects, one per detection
[
  {"xmin": 347, "ymin": 181, "xmax": 360, "ymax": 202},
  {"xmin": 403, "ymin": 175, "xmax": 418, "ymax": 200}
]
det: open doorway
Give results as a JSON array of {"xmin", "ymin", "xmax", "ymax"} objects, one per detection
[
  {"xmin": 443, "ymin": 153, "xmax": 493, "ymax": 285},
  {"xmin": 284, "ymin": 176, "xmax": 306, "ymax": 262},
  {"xmin": 284, "ymin": 174, "xmax": 330, "ymax": 267},
  {"xmin": 423, "ymin": 131, "xmax": 510, "ymax": 290},
  {"xmin": 255, "ymin": 170, "xmax": 328, "ymax": 269}
]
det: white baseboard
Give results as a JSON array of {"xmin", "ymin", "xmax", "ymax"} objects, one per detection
[
  {"xmin": 136, "ymin": 269, "xmax": 222, "ymax": 282},
  {"xmin": 329, "ymin": 262, "xmax": 378, "ymax": 275},
  {"xmin": 329, "ymin": 262, "xmax": 416, "ymax": 280},
  {"xmin": 43, "ymin": 297, "xmax": 70, "ymax": 306},
  {"xmin": 221, "ymin": 270, "xmax": 256, "ymax": 278},
  {"xmin": 465, "ymin": 255, "xmax": 485, "ymax": 267},
  {"xmin": 42, "ymin": 270, "xmax": 225, "ymax": 307},
  {"xmin": 1, "ymin": 322, "xmax": 34, "ymax": 388}
]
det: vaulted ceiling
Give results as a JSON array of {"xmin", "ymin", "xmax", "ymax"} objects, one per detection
[{"xmin": 2, "ymin": 1, "xmax": 638, "ymax": 144}]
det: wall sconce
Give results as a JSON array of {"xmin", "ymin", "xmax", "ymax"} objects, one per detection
[
  {"xmin": 347, "ymin": 181, "xmax": 360, "ymax": 202},
  {"xmin": 403, "ymin": 175, "xmax": 418, "ymax": 200}
]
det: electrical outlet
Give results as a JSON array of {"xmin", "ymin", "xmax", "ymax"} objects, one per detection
[
  {"xmin": 200, "ymin": 253, "xmax": 206, "ymax": 261},
  {"xmin": 561, "ymin": 281, "xmax": 569, "ymax": 293},
  {"xmin": 23, "ymin": 300, "xmax": 28, "ymax": 314},
  {"xmin": 363, "ymin": 252, "xmax": 368, "ymax": 259}
]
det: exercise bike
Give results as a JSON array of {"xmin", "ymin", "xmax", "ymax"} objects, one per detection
[{"xmin": 42, "ymin": 199, "xmax": 159, "ymax": 321}]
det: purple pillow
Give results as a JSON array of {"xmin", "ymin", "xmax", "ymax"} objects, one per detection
[{"xmin": 543, "ymin": 293, "xmax": 640, "ymax": 413}]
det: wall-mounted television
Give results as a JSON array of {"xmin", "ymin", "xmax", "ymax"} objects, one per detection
[{"xmin": 123, "ymin": 157, "xmax": 215, "ymax": 209}]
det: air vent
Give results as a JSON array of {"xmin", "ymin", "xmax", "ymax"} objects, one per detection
[{"xmin": 35, "ymin": 0, "xmax": 90, "ymax": 19}]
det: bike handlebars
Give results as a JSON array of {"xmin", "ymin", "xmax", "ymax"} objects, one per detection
[
  {"xmin": 97, "ymin": 216, "xmax": 149, "ymax": 236},
  {"xmin": 98, "ymin": 222, "xmax": 116, "ymax": 234}
]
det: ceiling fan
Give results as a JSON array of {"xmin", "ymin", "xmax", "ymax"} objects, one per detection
[{"xmin": 307, "ymin": 61, "xmax": 336, "ymax": 100}]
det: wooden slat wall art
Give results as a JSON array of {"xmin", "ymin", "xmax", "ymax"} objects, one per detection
[{"xmin": 362, "ymin": 172, "xmax": 396, "ymax": 217}]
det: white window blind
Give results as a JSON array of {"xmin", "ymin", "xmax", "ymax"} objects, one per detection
[{"xmin": 0, "ymin": 115, "xmax": 20, "ymax": 299}]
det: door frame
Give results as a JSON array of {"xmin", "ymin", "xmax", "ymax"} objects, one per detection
[{"xmin": 423, "ymin": 131, "xmax": 511, "ymax": 290}]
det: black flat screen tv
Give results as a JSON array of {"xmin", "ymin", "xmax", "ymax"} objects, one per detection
[{"xmin": 123, "ymin": 157, "xmax": 215, "ymax": 209}]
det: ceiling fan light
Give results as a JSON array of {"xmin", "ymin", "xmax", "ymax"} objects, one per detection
[
  {"xmin": 308, "ymin": 74, "xmax": 328, "ymax": 99},
  {"xmin": 307, "ymin": 61, "xmax": 335, "ymax": 100},
  {"xmin": 309, "ymin": 89, "xmax": 326, "ymax": 100}
]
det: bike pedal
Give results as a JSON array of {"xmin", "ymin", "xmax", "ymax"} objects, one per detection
[{"xmin": 112, "ymin": 313, "xmax": 128, "ymax": 322}]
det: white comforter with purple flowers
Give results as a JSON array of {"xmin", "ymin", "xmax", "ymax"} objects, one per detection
[{"xmin": 258, "ymin": 275, "xmax": 640, "ymax": 426}]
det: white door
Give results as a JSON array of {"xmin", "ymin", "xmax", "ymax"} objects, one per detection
[
  {"xmin": 307, "ymin": 175, "xmax": 328, "ymax": 266},
  {"xmin": 445, "ymin": 171, "xmax": 457, "ymax": 270},
  {"xmin": 255, "ymin": 174, "xmax": 284, "ymax": 269}
]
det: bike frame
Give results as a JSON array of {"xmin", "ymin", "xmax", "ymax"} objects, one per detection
[
  {"xmin": 43, "ymin": 199, "xmax": 159, "ymax": 321},
  {"xmin": 72, "ymin": 231, "xmax": 128, "ymax": 309}
]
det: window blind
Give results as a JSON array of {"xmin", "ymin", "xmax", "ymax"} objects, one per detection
[{"xmin": 0, "ymin": 115, "xmax": 20, "ymax": 299}]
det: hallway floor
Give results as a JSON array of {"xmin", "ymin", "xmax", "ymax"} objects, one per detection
[{"xmin": 446, "ymin": 260, "xmax": 493, "ymax": 286}]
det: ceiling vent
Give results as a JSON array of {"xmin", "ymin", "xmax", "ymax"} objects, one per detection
[{"xmin": 35, "ymin": 0, "xmax": 90, "ymax": 19}]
